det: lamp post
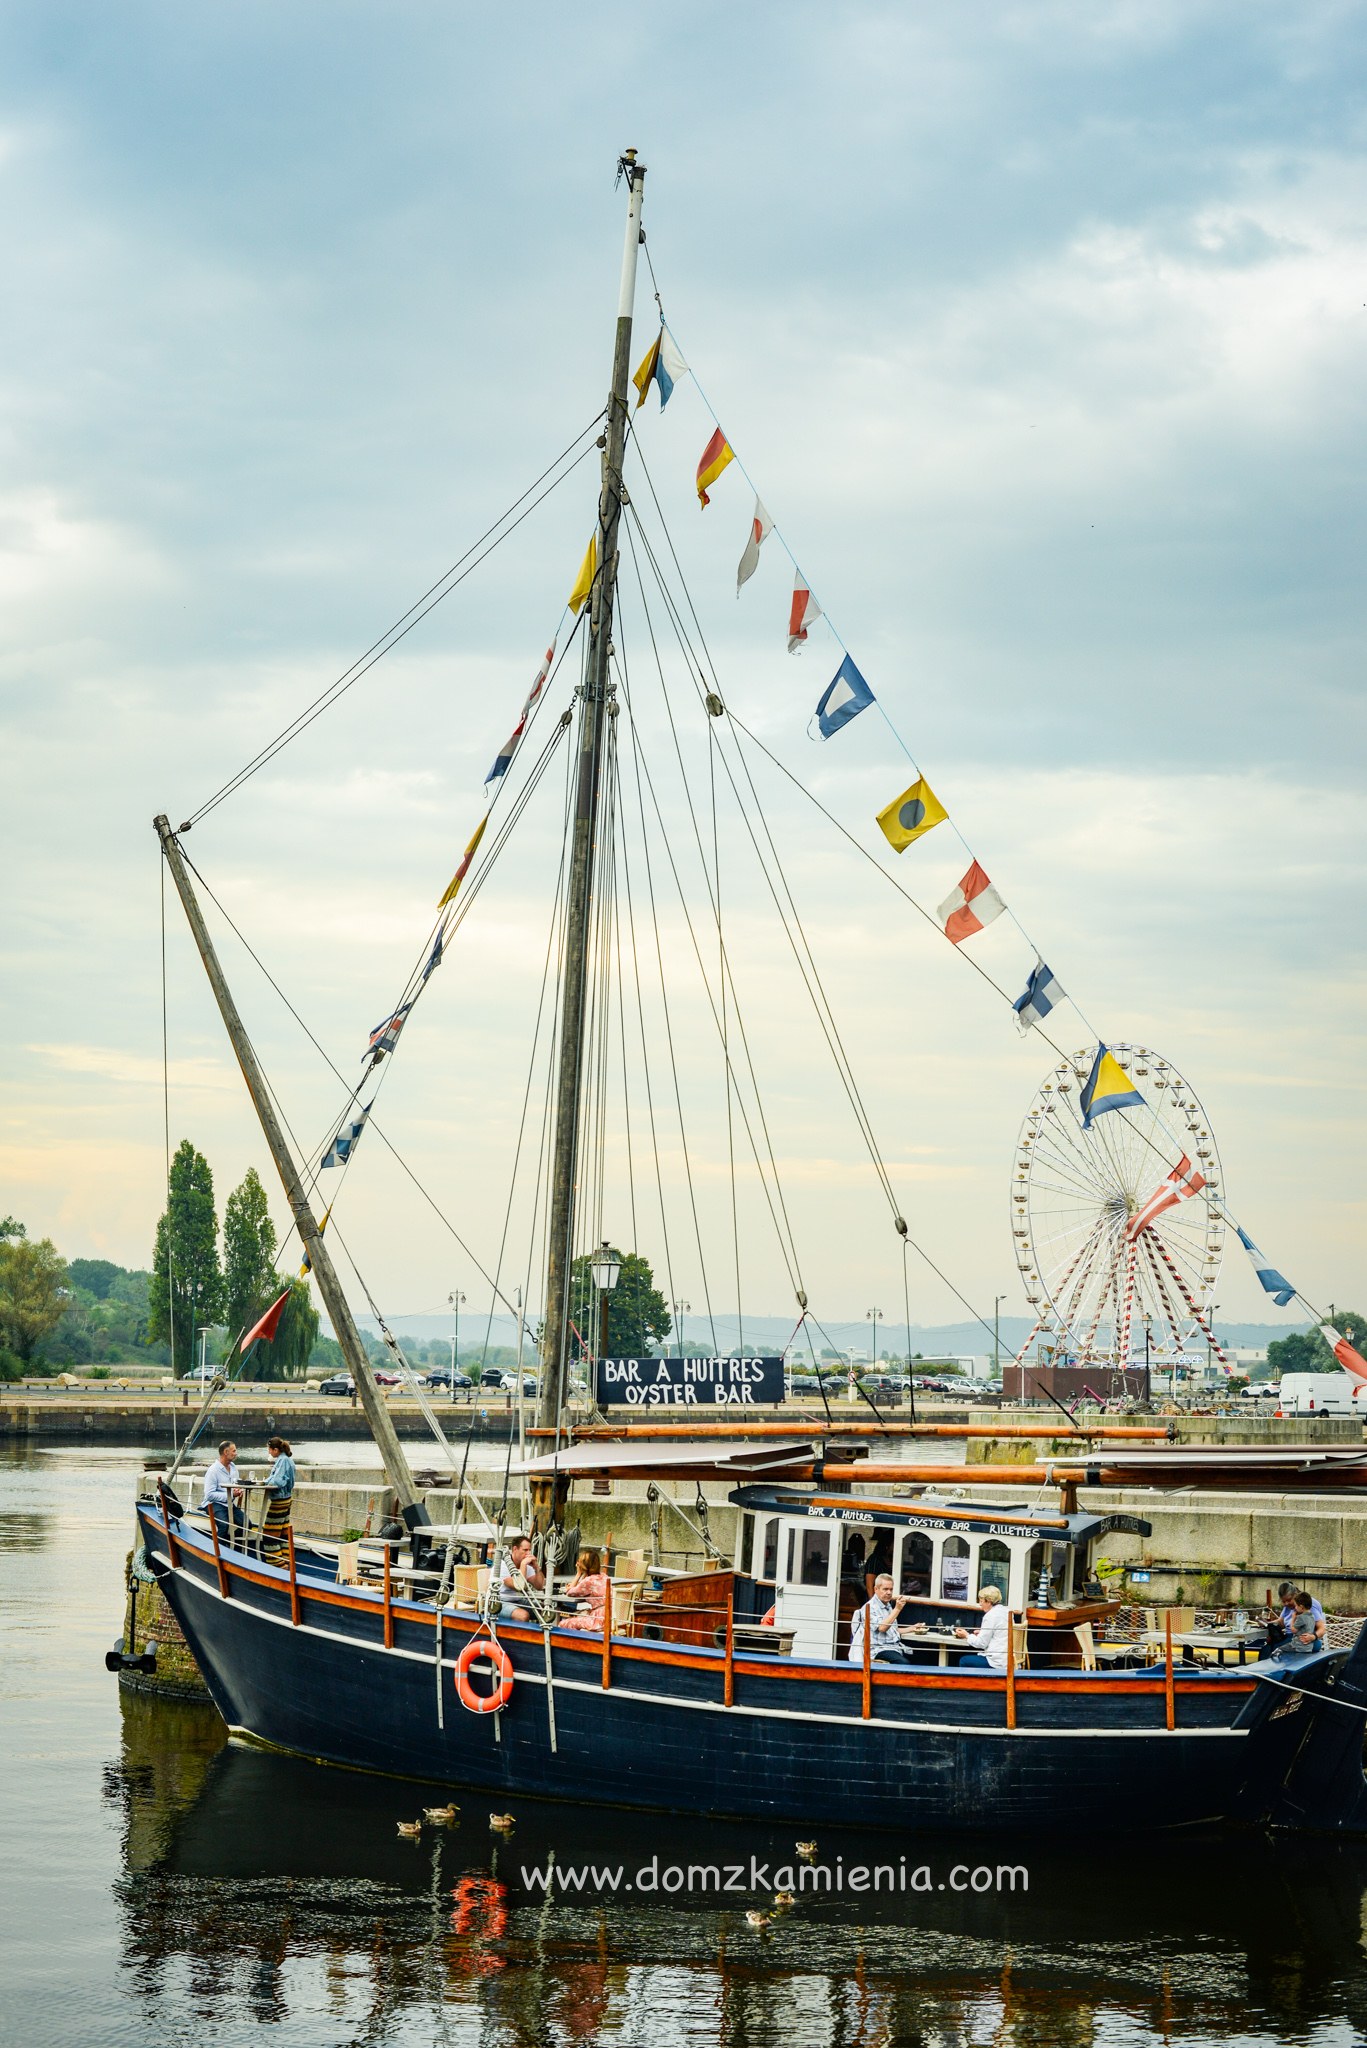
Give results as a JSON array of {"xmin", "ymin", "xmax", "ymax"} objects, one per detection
[
  {"xmin": 993, "ymin": 1295, "xmax": 1005, "ymax": 1381},
  {"xmin": 448, "ymin": 1290, "xmax": 465, "ymax": 1405},
  {"xmin": 589, "ymin": 1244, "xmax": 622, "ymax": 1378},
  {"xmin": 866, "ymin": 1308, "xmax": 882, "ymax": 1369},
  {"xmin": 672, "ymin": 1298, "xmax": 690, "ymax": 1358}
]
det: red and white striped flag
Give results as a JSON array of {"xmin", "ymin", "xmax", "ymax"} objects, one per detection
[
  {"xmin": 936, "ymin": 861, "xmax": 1005, "ymax": 945},
  {"xmin": 1125, "ymin": 1155, "xmax": 1206, "ymax": 1241},
  {"xmin": 787, "ymin": 573, "xmax": 821, "ymax": 652}
]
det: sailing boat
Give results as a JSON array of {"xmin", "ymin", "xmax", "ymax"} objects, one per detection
[{"xmin": 133, "ymin": 151, "xmax": 1367, "ymax": 1835}]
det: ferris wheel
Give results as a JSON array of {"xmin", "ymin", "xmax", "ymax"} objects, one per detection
[{"xmin": 1011, "ymin": 1045, "xmax": 1225, "ymax": 1371}]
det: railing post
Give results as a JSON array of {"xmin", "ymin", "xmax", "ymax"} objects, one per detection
[
  {"xmin": 286, "ymin": 1525, "xmax": 301, "ymax": 1626},
  {"xmin": 157, "ymin": 1480, "xmax": 180, "ymax": 1569},
  {"xmin": 723, "ymin": 1582, "xmax": 735, "ymax": 1708},
  {"xmin": 383, "ymin": 1540, "xmax": 394, "ymax": 1649},
  {"xmin": 601, "ymin": 1552, "xmax": 613, "ymax": 1692},
  {"xmin": 861, "ymin": 1599, "xmax": 873, "ymax": 1720},
  {"xmin": 1006, "ymin": 1612, "xmax": 1017, "ymax": 1731},
  {"xmin": 1164, "ymin": 1611, "xmax": 1176, "ymax": 1731},
  {"xmin": 207, "ymin": 1510, "xmax": 230, "ymax": 1599}
]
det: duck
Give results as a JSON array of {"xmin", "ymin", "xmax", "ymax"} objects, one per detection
[
  {"xmin": 774, "ymin": 1891, "xmax": 797, "ymax": 1911},
  {"xmin": 423, "ymin": 1804, "xmax": 459, "ymax": 1825},
  {"xmin": 795, "ymin": 1841, "xmax": 817, "ymax": 1862},
  {"xmin": 489, "ymin": 1813, "xmax": 516, "ymax": 1833},
  {"xmin": 745, "ymin": 1910, "xmax": 772, "ymax": 1930},
  {"xmin": 396, "ymin": 1820, "xmax": 423, "ymax": 1838}
]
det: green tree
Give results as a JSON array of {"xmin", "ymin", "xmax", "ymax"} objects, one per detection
[
  {"xmin": 570, "ymin": 1247, "xmax": 671, "ymax": 1359},
  {"xmin": 68, "ymin": 1258, "xmax": 121, "ymax": 1300},
  {"xmin": 0, "ymin": 1236, "xmax": 70, "ymax": 1363},
  {"xmin": 252, "ymin": 1274, "xmax": 319, "ymax": 1381},
  {"xmin": 1269, "ymin": 1313, "xmax": 1366, "ymax": 1379},
  {"xmin": 222, "ymin": 1168, "xmax": 278, "ymax": 1348},
  {"xmin": 150, "ymin": 1141, "xmax": 225, "ymax": 1370},
  {"xmin": 0, "ymin": 1216, "xmax": 26, "ymax": 1241}
]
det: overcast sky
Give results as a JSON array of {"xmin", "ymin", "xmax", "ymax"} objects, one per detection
[{"xmin": 2, "ymin": 2, "xmax": 1363, "ymax": 1345}]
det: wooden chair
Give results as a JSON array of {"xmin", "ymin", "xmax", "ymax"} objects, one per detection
[
  {"xmin": 1010, "ymin": 1617, "xmax": 1030, "ymax": 1669},
  {"xmin": 1074, "ymin": 1621, "xmax": 1097, "ymax": 1671},
  {"xmin": 609, "ymin": 1553, "xmax": 649, "ymax": 1632}
]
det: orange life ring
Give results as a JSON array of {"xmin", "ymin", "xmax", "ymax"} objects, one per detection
[{"xmin": 455, "ymin": 1634, "xmax": 514, "ymax": 1714}]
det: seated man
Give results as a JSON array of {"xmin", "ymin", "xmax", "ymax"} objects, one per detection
[
  {"xmin": 954, "ymin": 1584, "xmax": 1010, "ymax": 1670},
  {"xmin": 848, "ymin": 1573, "xmax": 912, "ymax": 1666},
  {"xmin": 496, "ymin": 1534, "xmax": 545, "ymax": 1621}
]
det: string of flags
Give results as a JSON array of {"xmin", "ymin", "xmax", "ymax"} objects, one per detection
[{"xmin": 620, "ymin": 316, "xmax": 1327, "ymax": 1335}]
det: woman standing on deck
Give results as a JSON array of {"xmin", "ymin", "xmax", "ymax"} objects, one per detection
[{"xmin": 260, "ymin": 1436, "xmax": 295, "ymax": 1561}]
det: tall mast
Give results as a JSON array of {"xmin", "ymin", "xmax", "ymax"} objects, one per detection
[
  {"xmin": 535, "ymin": 150, "xmax": 646, "ymax": 1462},
  {"xmin": 153, "ymin": 814, "xmax": 430, "ymax": 1533}
]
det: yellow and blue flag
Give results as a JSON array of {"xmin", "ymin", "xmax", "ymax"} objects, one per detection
[
  {"xmin": 632, "ymin": 326, "xmax": 689, "ymax": 410},
  {"xmin": 1080, "ymin": 1045, "xmax": 1144, "ymax": 1129},
  {"xmin": 875, "ymin": 776, "xmax": 946, "ymax": 852}
]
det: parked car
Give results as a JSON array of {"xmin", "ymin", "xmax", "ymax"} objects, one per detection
[
  {"xmin": 479, "ymin": 1367, "xmax": 505, "ymax": 1389},
  {"xmin": 497, "ymin": 1372, "xmax": 538, "ymax": 1395},
  {"xmin": 372, "ymin": 1368, "xmax": 403, "ymax": 1387},
  {"xmin": 318, "ymin": 1373, "xmax": 355, "ymax": 1397},
  {"xmin": 424, "ymin": 1368, "xmax": 474, "ymax": 1392}
]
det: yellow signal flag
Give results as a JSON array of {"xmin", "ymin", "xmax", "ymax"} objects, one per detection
[
  {"xmin": 568, "ymin": 534, "xmax": 598, "ymax": 616},
  {"xmin": 876, "ymin": 776, "xmax": 947, "ymax": 853},
  {"xmin": 438, "ymin": 814, "xmax": 488, "ymax": 909},
  {"xmin": 632, "ymin": 334, "xmax": 662, "ymax": 410}
]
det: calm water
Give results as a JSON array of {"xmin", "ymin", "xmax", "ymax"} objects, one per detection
[{"xmin": 6, "ymin": 1441, "xmax": 1367, "ymax": 2047}]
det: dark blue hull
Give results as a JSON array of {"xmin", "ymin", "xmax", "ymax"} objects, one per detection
[{"xmin": 136, "ymin": 1503, "xmax": 1355, "ymax": 1834}]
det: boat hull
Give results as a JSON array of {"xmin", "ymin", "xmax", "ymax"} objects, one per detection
[{"xmin": 136, "ymin": 1504, "xmax": 1354, "ymax": 1834}]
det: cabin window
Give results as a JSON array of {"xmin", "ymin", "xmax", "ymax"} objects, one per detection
[
  {"xmin": 940, "ymin": 1537, "xmax": 970, "ymax": 1602},
  {"xmin": 977, "ymin": 1540, "xmax": 1011, "ymax": 1600},
  {"xmin": 1025, "ymin": 1538, "xmax": 1070, "ymax": 1605},
  {"xmin": 785, "ymin": 1527, "xmax": 796, "ymax": 1582},
  {"xmin": 738, "ymin": 1514, "xmax": 755, "ymax": 1576},
  {"xmin": 760, "ymin": 1518, "xmax": 780, "ymax": 1582},
  {"xmin": 797, "ymin": 1526, "xmax": 831, "ymax": 1587},
  {"xmin": 899, "ymin": 1531, "xmax": 932, "ymax": 1597},
  {"xmin": 1026, "ymin": 1541, "xmax": 1050, "ymax": 1604}
]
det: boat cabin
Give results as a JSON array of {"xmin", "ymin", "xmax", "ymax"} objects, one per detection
[{"xmin": 729, "ymin": 1486, "xmax": 1148, "ymax": 1662}]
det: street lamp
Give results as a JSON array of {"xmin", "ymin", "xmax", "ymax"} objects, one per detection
[
  {"xmin": 448, "ymin": 1290, "xmax": 466, "ymax": 1405},
  {"xmin": 993, "ymin": 1295, "xmax": 1005, "ymax": 1381},
  {"xmin": 589, "ymin": 1244, "xmax": 622, "ymax": 1364},
  {"xmin": 866, "ymin": 1308, "xmax": 882, "ymax": 1369},
  {"xmin": 672, "ymin": 1298, "xmax": 690, "ymax": 1357}
]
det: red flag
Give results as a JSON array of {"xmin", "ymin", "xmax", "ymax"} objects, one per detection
[
  {"xmin": 788, "ymin": 574, "xmax": 822, "ymax": 652},
  {"xmin": 242, "ymin": 1288, "xmax": 291, "ymax": 1352}
]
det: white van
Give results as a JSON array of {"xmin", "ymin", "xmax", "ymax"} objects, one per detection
[{"xmin": 1276, "ymin": 1373, "xmax": 1367, "ymax": 1417}]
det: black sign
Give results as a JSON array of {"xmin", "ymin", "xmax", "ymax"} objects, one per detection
[{"xmin": 594, "ymin": 1355, "xmax": 786, "ymax": 1409}]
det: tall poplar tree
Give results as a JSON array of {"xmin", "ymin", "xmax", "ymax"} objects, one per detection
[
  {"xmin": 222, "ymin": 1167, "xmax": 278, "ymax": 1347},
  {"xmin": 150, "ymin": 1141, "xmax": 225, "ymax": 1370}
]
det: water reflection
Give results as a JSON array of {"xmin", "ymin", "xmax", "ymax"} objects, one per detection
[{"xmin": 103, "ymin": 1686, "xmax": 1367, "ymax": 2046}]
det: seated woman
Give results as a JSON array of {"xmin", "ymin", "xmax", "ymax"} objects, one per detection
[
  {"xmin": 558, "ymin": 1547, "xmax": 609, "ymax": 1632},
  {"xmin": 953, "ymin": 1585, "xmax": 1010, "ymax": 1670}
]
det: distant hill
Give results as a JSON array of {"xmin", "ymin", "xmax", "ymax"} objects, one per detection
[{"xmin": 360, "ymin": 1312, "xmax": 1305, "ymax": 1361}]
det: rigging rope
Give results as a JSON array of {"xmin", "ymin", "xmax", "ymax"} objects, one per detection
[{"xmin": 185, "ymin": 418, "xmax": 603, "ymax": 827}]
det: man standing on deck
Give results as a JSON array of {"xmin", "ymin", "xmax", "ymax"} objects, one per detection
[{"xmin": 202, "ymin": 1439, "xmax": 245, "ymax": 1544}]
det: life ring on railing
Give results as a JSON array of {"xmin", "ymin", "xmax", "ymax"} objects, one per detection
[{"xmin": 455, "ymin": 1634, "xmax": 514, "ymax": 1715}]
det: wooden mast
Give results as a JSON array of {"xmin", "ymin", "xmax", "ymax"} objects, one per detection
[
  {"xmin": 153, "ymin": 813, "xmax": 429, "ymax": 1531},
  {"xmin": 533, "ymin": 150, "xmax": 647, "ymax": 1509}
]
